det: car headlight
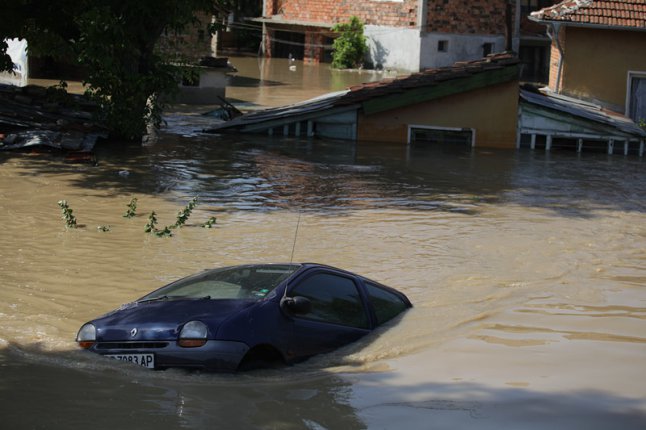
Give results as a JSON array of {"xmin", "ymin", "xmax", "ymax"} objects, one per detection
[
  {"xmin": 76, "ymin": 323, "xmax": 96, "ymax": 349},
  {"xmin": 178, "ymin": 321, "xmax": 208, "ymax": 348}
]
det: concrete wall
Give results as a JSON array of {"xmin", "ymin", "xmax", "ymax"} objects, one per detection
[
  {"xmin": 365, "ymin": 26, "xmax": 421, "ymax": 72},
  {"xmin": 356, "ymin": 79, "xmax": 520, "ymax": 148},
  {"xmin": 0, "ymin": 38, "xmax": 28, "ymax": 86},
  {"xmin": 557, "ymin": 27, "xmax": 646, "ymax": 113},
  {"xmin": 366, "ymin": 28, "xmax": 506, "ymax": 73},
  {"xmin": 420, "ymin": 33, "xmax": 506, "ymax": 69}
]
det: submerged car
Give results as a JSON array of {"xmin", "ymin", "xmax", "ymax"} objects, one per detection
[{"xmin": 76, "ymin": 263, "xmax": 411, "ymax": 371}]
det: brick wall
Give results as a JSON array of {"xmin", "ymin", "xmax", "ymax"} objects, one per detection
[
  {"xmin": 548, "ymin": 28, "xmax": 564, "ymax": 92},
  {"xmin": 264, "ymin": 0, "xmax": 514, "ymax": 34},
  {"xmin": 264, "ymin": 0, "xmax": 419, "ymax": 27},
  {"xmin": 426, "ymin": 0, "xmax": 510, "ymax": 34}
]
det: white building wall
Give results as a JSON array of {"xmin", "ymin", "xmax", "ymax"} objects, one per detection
[
  {"xmin": 364, "ymin": 26, "xmax": 507, "ymax": 73},
  {"xmin": 364, "ymin": 26, "xmax": 421, "ymax": 73},
  {"xmin": 0, "ymin": 38, "xmax": 28, "ymax": 86},
  {"xmin": 420, "ymin": 33, "xmax": 506, "ymax": 70}
]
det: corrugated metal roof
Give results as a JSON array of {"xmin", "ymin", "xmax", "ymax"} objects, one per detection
[
  {"xmin": 530, "ymin": 0, "xmax": 646, "ymax": 29},
  {"xmin": 206, "ymin": 90, "xmax": 351, "ymax": 131},
  {"xmin": 520, "ymin": 88, "xmax": 646, "ymax": 137}
]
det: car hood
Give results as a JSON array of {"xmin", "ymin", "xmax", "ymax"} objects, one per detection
[{"xmin": 93, "ymin": 299, "xmax": 255, "ymax": 342}]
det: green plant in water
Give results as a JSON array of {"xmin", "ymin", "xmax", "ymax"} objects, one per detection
[
  {"xmin": 145, "ymin": 211, "xmax": 174, "ymax": 237},
  {"xmin": 144, "ymin": 211, "xmax": 158, "ymax": 233},
  {"xmin": 123, "ymin": 197, "xmax": 138, "ymax": 218},
  {"xmin": 174, "ymin": 197, "xmax": 198, "ymax": 228},
  {"xmin": 154, "ymin": 226, "xmax": 173, "ymax": 238},
  {"xmin": 331, "ymin": 16, "xmax": 368, "ymax": 69},
  {"xmin": 97, "ymin": 225, "xmax": 111, "ymax": 232},
  {"xmin": 202, "ymin": 216, "xmax": 217, "ymax": 228},
  {"xmin": 57, "ymin": 200, "xmax": 77, "ymax": 228}
]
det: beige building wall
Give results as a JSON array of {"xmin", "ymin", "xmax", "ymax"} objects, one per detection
[
  {"xmin": 558, "ymin": 27, "xmax": 646, "ymax": 112},
  {"xmin": 357, "ymin": 79, "xmax": 520, "ymax": 149}
]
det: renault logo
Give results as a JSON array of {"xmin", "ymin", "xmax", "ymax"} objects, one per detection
[{"xmin": 130, "ymin": 328, "xmax": 138, "ymax": 337}]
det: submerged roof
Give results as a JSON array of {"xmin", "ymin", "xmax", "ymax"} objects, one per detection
[
  {"xmin": 520, "ymin": 87, "xmax": 646, "ymax": 138},
  {"xmin": 530, "ymin": 0, "xmax": 646, "ymax": 29},
  {"xmin": 206, "ymin": 53, "xmax": 519, "ymax": 133}
]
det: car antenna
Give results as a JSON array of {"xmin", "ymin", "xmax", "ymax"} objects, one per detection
[{"xmin": 290, "ymin": 212, "xmax": 302, "ymax": 263}]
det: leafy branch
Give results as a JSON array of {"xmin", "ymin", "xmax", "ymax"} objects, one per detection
[
  {"xmin": 59, "ymin": 196, "xmax": 214, "ymax": 237},
  {"xmin": 57, "ymin": 200, "xmax": 77, "ymax": 228},
  {"xmin": 174, "ymin": 197, "xmax": 198, "ymax": 228},
  {"xmin": 123, "ymin": 197, "xmax": 138, "ymax": 218}
]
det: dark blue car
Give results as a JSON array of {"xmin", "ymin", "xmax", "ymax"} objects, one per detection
[{"xmin": 76, "ymin": 263, "xmax": 412, "ymax": 371}]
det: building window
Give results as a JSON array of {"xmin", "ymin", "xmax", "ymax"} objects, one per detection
[
  {"xmin": 519, "ymin": 45, "xmax": 549, "ymax": 84},
  {"xmin": 437, "ymin": 40, "xmax": 449, "ymax": 52},
  {"xmin": 483, "ymin": 42, "xmax": 494, "ymax": 57},
  {"xmin": 408, "ymin": 126, "xmax": 475, "ymax": 147},
  {"xmin": 627, "ymin": 72, "xmax": 646, "ymax": 123}
]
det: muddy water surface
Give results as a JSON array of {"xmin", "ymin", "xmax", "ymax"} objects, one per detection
[{"xmin": 2, "ymin": 58, "xmax": 646, "ymax": 429}]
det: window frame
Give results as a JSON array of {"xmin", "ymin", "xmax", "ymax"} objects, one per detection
[
  {"xmin": 625, "ymin": 71, "xmax": 646, "ymax": 122},
  {"xmin": 286, "ymin": 270, "xmax": 371, "ymax": 329},
  {"xmin": 407, "ymin": 125, "xmax": 476, "ymax": 147},
  {"xmin": 363, "ymin": 281, "xmax": 410, "ymax": 326}
]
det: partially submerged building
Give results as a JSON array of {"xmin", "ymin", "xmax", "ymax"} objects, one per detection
[
  {"xmin": 256, "ymin": 1, "xmax": 539, "ymax": 73},
  {"xmin": 530, "ymin": 0, "xmax": 646, "ymax": 119},
  {"xmin": 519, "ymin": 87, "xmax": 645, "ymax": 155},
  {"xmin": 522, "ymin": 0, "xmax": 646, "ymax": 154},
  {"xmin": 207, "ymin": 53, "xmax": 521, "ymax": 149}
]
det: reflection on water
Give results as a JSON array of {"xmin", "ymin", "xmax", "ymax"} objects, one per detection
[
  {"xmin": 0, "ymin": 344, "xmax": 364, "ymax": 430},
  {"xmin": 225, "ymin": 56, "xmax": 398, "ymax": 109}
]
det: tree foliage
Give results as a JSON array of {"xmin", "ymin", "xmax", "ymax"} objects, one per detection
[
  {"xmin": 0, "ymin": 1, "xmax": 227, "ymax": 141},
  {"xmin": 331, "ymin": 16, "xmax": 368, "ymax": 70}
]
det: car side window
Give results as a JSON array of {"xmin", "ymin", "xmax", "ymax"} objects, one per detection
[
  {"xmin": 290, "ymin": 273, "xmax": 369, "ymax": 329},
  {"xmin": 365, "ymin": 282, "xmax": 408, "ymax": 325}
]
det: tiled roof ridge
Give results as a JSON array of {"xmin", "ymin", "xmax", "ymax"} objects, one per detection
[
  {"xmin": 531, "ymin": 0, "xmax": 593, "ymax": 20},
  {"xmin": 530, "ymin": 0, "xmax": 646, "ymax": 28}
]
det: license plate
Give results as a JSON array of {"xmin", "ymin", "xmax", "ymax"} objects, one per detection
[{"xmin": 105, "ymin": 353, "xmax": 155, "ymax": 369}]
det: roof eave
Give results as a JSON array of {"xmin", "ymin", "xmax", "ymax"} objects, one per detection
[{"xmin": 528, "ymin": 16, "xmax": 646, "ymax": 33}]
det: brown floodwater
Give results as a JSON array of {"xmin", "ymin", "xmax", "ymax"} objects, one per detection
[{"xmin": 2, "ymin": 57, "xmax": 646, "ymax": 429}]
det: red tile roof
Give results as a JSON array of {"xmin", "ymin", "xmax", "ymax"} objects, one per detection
[{"xmin": 530, "ymin": 0, "xmax": 646, "ymax": 28}]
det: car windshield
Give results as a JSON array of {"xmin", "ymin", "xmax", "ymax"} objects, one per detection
[{"xmin": 140, "ymin": 264, "xmax": 301, "ymax": 301}]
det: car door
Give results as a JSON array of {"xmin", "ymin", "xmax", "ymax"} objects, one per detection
[{"xmin": 283, "ymin": 271, "xmax": 371, "ymax": 360}]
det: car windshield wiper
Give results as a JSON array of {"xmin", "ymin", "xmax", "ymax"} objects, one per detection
[
  {"xmin": 137, "ymin": 295, "xmax": 211, "ymax": 303},
  {"xmin": 137, "ymin": 295, "xmax": 172, "ymax": 303}
]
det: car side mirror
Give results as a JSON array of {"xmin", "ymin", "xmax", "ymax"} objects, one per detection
[{"xmin": 280, "ymin": 296, "xmax": 312, "ymax": 315}]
